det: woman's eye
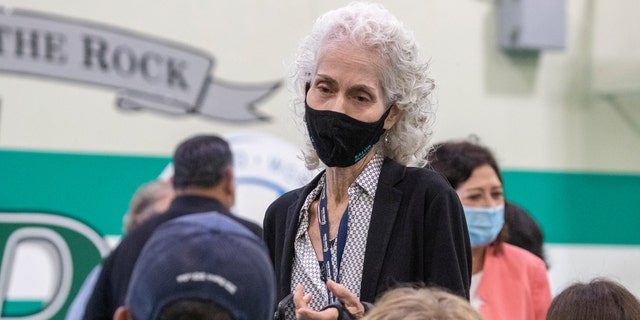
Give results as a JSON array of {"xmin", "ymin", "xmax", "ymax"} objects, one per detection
[
  {"xmin": 313, "ymin": 83, "xmax": 331, "ymax": 93},
  {"xmin": 467, "ymin": 194, "xmax": 482, "ymax": 201},
  {"xmin": 355, "ymin": 96, "xmax": 370, "ymax": 103},
  {"xmin": 318, "ymin": 86, "xmax": 330, "ymax": 93}
]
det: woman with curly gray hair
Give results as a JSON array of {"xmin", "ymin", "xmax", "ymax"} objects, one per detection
[{"xmin": 264, "ymin": 3, "xmax": 471, "ymax": 320}]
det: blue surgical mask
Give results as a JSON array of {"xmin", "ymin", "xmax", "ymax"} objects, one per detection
[{"xmin": 463, "ymin": 204, "xmax": 505, "ymax": 247}]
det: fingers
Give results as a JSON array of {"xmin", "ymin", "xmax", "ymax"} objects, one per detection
[
  {"xmin": 294, "ymin": 283, "xmax": 340, "ymax": 320},
  {"xmin": 297, "ymin": 307, "xmax": 339, "ymax": 320},
  {"xmin": 327, "ymin": 280, "xmax": 365, "ymax": 318},
  {"xmin": 294, "ymin": 284, "xmax": 318, "ymax": 320},
  {"xmin": 327, "ymin": 280, "xmax": 355, "ymax": 300},
  {"xmin": 293, "ymin": 284, "xmax": 313, "ymax": 309},
  {"xmin": 293, "ymin": 284, "xmax": 313, "ymax": 320}
]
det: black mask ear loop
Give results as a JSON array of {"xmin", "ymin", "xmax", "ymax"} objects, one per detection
[{"xmin": 304, "ymin": 83, "xmax": 311, "ymax": 124}]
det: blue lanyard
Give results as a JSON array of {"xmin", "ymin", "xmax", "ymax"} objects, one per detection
[{"xmin": 318, "ymin": 184, "xmax": 349, "ymax": 304}]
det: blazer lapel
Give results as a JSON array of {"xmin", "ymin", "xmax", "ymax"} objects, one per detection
[
  {"xmin": 279, "ymin": 172, "xmax": 324, "ymax": 295},
  {"xmin": 360, "ymin": 159, "xmax": 404, "ymax": 301}
]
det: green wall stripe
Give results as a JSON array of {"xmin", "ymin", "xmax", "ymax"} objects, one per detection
[
  {"xmin": 0, "ymin": 149, "xmax": 170, "ymax": 236},
  {"xmin": 1, "ymin": 149, "xmax": 639, "ymax": 244},
  {"xmin": 503, "ymin": 170, "xmax": 640, "ymax": 245}
]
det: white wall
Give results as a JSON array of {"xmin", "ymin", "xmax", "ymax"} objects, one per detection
[{"xmin": 1, "ymin": 0, "xmax": 638, "ymax": 173}]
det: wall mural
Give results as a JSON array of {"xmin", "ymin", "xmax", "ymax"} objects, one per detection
[
  {"xmin": 0, "ymin": 7, "xmax": 296, "ymax": 319},
  {"xmin": 0, "ymin": 7, "xmax": 280, "ymax": 121}
]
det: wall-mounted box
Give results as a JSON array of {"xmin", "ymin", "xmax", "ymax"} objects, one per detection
[{"xmin": 498, "ymin": 0, "xmax": 566, "ymax": 51}]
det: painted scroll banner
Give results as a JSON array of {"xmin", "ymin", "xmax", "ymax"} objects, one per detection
[{"xmin": 0, "ymin": 7, "xmax": 279, "ymax": 121}]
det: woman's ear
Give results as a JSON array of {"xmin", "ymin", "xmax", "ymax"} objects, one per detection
[{"xmin": 383, "ymin": 105, "xmax": 402, "ymax": 130}]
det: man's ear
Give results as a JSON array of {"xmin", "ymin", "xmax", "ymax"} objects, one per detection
[
  {"xmin": 224, "ymin": 167, "xmax": 235, "ymax": 207},
  {"xmin": 224, "ymin": 167, "xmax": 234, "ymax": 192},
  {"xmin": 113, "ymin": 306, "xmax": 131, "ymax": 320},
  {"xmin": 383, "ymin": 105, "xmax": 402, "ymax": 130}
]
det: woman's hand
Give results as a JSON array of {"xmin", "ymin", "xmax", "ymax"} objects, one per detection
[
  {"xmin": 294, "ymin": 284, "xmax": 339, "ymax": 320},
  {"xmin": 293, "ymin": 281, "xmax": 365, "ymax": 320},
  {"xmin": 327, "ymin": 280, "xmax": 365, "ymax": 318}
]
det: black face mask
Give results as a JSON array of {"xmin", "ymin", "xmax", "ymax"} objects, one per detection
[{"xmin": 305, "ymin": 101, "xmax": 391, "ymax": 168}]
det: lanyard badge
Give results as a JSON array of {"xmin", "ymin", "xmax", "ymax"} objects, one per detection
[{"xmin": 318, "ymin": 184, "xmax": 349, "ymax": 303}]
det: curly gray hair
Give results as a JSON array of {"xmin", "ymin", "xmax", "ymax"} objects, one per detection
[{"xmin": 290, "ymin": 1, "xmax": 435, "ymax": 169}]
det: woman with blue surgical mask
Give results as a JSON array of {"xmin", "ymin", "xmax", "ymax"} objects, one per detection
[{"xmin": 429, "ymin": 138, "xmax": 551, "ymax": 320}]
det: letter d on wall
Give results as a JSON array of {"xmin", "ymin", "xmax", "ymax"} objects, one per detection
[{"xmin": 0, "ymin": 213, "xmax": 109, "ymax": 319}]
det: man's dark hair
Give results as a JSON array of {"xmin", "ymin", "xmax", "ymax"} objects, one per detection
[
  {"xmin": 159, "ymin": 299, "xmax": 234, "ymax": 320},
  {"xmin": 172, "ymin": 135, "xmax": 233, "ymax": 190}
]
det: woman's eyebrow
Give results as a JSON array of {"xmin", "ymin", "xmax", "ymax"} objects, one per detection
[
  {"xmin": 314, "ymin": 74, "xmax": 336, "ymax": 84},
  {"xmin": 347, "ymin": 84, "xmax": 376, "ymax": 93},
  {"xmin": 461, "ymin": 187, "xmax": 484, "ymax": 193}
]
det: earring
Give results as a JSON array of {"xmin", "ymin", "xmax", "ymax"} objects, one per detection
[{"xmin": 384, "ymin": 132, "xmax": 390, "ymax": 144}]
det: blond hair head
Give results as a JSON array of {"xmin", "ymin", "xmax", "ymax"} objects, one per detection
[{"xmin": 363, "ymin": 287, "xmax": 482, "ymax": 320}]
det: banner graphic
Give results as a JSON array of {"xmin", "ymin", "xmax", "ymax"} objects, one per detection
[{"xmin": 0, "ymin": 7, "xmax": 279, "ymax": 121}]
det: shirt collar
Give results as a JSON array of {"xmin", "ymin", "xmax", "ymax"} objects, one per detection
[
  {"xmin": 294, "ymin": 153, "xmax": 384, "ymax": 240},
  {"xmin": 353, "ymin": 153, "xmax": 384, "ymax": 197}
]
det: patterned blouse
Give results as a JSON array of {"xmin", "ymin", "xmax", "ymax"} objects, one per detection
[{"xmin": 285, "ymin": 153, "xmax": 384, "ymax": 318}]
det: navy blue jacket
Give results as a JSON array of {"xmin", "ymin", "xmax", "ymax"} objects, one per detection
[{"xmin": 83, "ymin": 195, "xmax": 262, "ymax": 320}]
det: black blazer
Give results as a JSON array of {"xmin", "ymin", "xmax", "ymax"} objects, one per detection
[{"xmin": 263, "ymin": 158, "xmax": 471, "ymax": 305}]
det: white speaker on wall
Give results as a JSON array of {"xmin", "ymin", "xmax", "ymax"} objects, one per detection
[{"xmin": 498, "ymin": 0, "xmax": 566, "ymax": 51}]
